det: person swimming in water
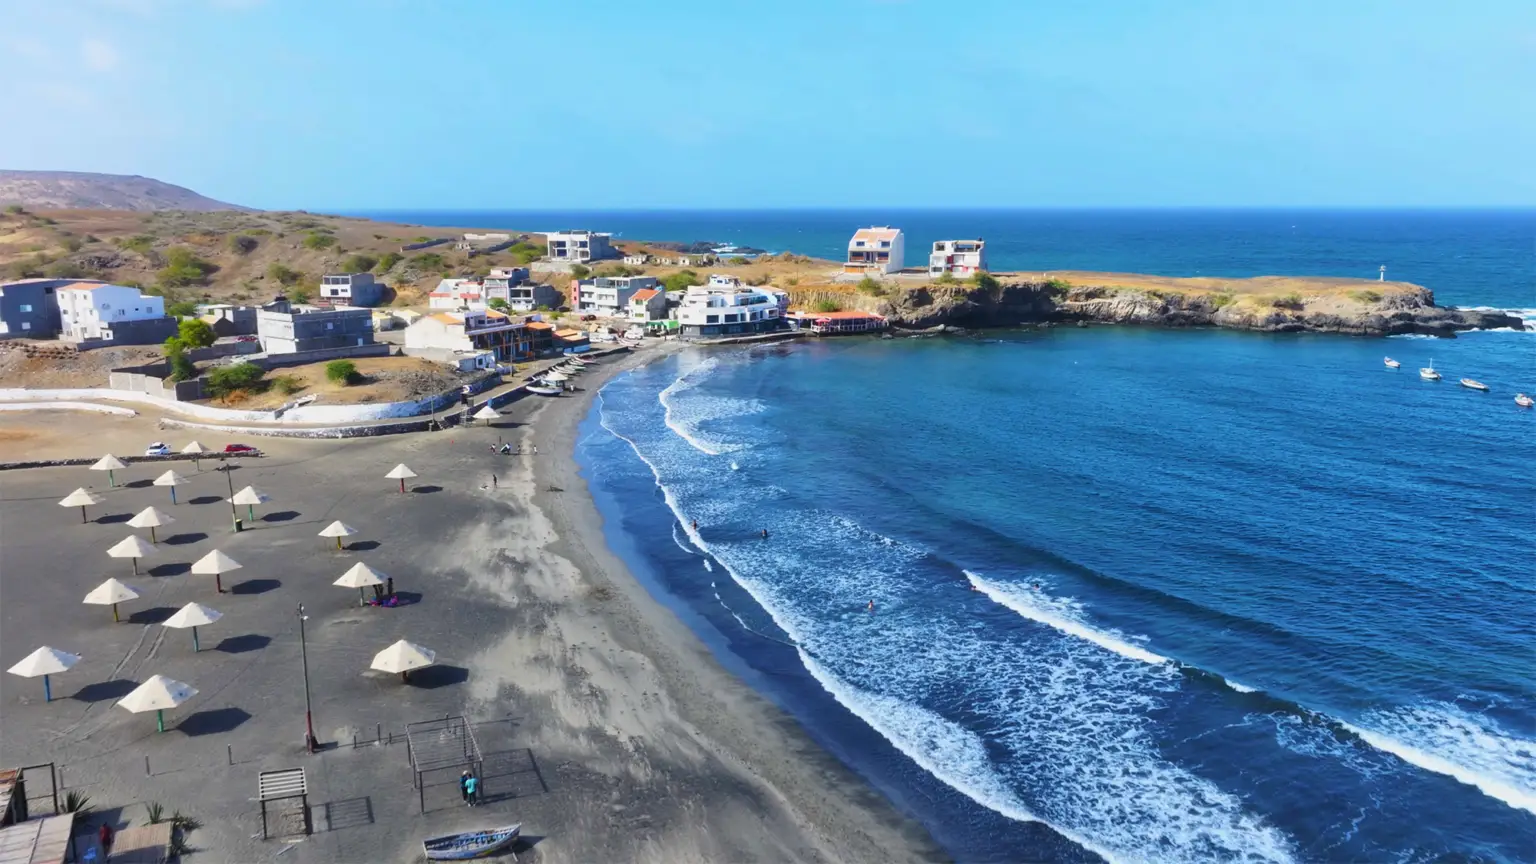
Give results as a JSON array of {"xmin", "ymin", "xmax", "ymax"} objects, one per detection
[
  {"xmin": 691, "ymin": 519, "xmax": 698, "ymax": 530},
  {"xmin": 867, "ymin": 600, "xmax": 875, "ymax": 613},
  {"xmin": 761, "ymin": 528, "xmax": 769, "ymax": 539}
]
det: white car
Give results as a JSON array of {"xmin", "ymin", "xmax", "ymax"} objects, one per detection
[{"xmin": 145, "ymin": 442, "xmax": 171, "ymax": 457}]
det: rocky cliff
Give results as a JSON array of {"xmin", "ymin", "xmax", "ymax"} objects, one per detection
[{"xmin": 799, "ymin": 278, "xmax": 1522, "ymax": 338}]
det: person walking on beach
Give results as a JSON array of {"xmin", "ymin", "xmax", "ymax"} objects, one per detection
[
  {"xmin": 492, "ymin": 474, "xmax": 497, "ymax": 489},
  {"xmin": 465, "ymin": 773, "xmax": 480, "ymax": 807},
  {"xmin": 459, "ymin": 771, "xmax": 470, "ymax": 804},
  {"xmin": 98, "ymin": 823, "xmax": 113, "ymax": 860}
]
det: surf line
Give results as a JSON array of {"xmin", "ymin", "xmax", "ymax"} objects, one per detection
[{"xmin": 710, "ymin": 581, "xmax": 803, "ymax": 650}]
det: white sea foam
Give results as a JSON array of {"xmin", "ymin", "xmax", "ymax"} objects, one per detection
[
  {"xmin": 656, "ymin": 355, "xmax": 763, "ymax": 455},
  {"xmin": 1342, "ymin": 703, "xmax": 1536, "ymax": 815},
  {"xmin": 967, "ymin": 571, "xmax": 1171, "ymax": 665},
  {"xmin": 1225, "ymin": 679, "xmax": 1260, "ymax": 694}
]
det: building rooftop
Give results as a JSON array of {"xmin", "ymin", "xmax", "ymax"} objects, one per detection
[
  {"xmin": 850, "ymin": 226, "xmax": 902, "ymax": 244},
  {"xmin": 54, "ymin": 282, "xmax": 112, "ymax": 292},
  {"xmin": 630, "ymin": 288, "xmax": 660, "ymax": 302}
]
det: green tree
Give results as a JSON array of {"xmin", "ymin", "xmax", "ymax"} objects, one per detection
[
  {"xmin": 290, "ymin": 286, "xmax": 312, "ymax": 304},
  {"xmin": 303, "ymin": 232, "xmax": 336, "ymax": 250},
  {"xmin": 177, "ymin": 318, "xmax": 217, "ymax": 349},
  {"xmin": 663, "ymin": 270, "xmax": 704, "ymax": 292},
  {"xmin": 487, "ymin": 297, "xmax": 510, "ymax": 312},
  {"xmin": 168, "ymin": 353, "xmax": 198, "ymax": 382},
  {"xmin": 267, "ymin": 263, "xmax": 302, "ymax": 285},
  {"xmin": 410, "ymin": 252, "xmax": 446, "ymax": 271},
  {"xmin": 157, "ymin": 247, "xmax": 217, "ymax": 288},
  {"xmin": 373, "ymin": 252, "xmax": 403, "ymax": 273},
  {"xmin": 166, "ymin": 300, "xmax": 200, "ymax": 317},
  {"xmin": 342, "ymin": 253, "xmax": 377, "ymax": 273},
  {"xmin": 272, "ymin": 374, "xmax": 304, "ymax": 395},
  {"xmin": 508, "ymin": 242, "xmax": 543, "ymax": 265},
  {"xmin": 935, "ymin": 271, "xmax": 958, "ymax": 285},
  {"xmin": 3, "ymin": 205, "xmax": 24, "ymax": 215},
  {"xmin": 970, "ymin": 271, "xmax": 1000, "ymax": 292},
  {"xmin": 570, "ymin": 264, "xmax": 591, "ymax": 279},
  {"xmin": 325, "ymin": 359, "xmax": 359, "ymax": 385},
  {"xmin": 205, "ymin": 362, "xmax": 266, "ymax": 398}
]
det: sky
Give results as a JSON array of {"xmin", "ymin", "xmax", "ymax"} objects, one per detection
[{"xmin": 2, "ymin": 0, "xmax": 1533, "ymax": 210}]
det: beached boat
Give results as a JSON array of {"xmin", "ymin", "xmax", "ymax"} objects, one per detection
[
  {"xmin": 1419, "ymin": 360, "xmax": 1441, "ymax": 381},
  {"xmin": 1384, "ymin": 357, "xmax": 1400, "ymax": 368},
  {"xmin": 422, "ymin": 823, "xmax": 520, "ymax": 860},
  {"xmin": 527, "ymin": 385, "xmax": 562, "ymax": 397},
  {"xmin": 1516, "ymin": 393, "xmax": 1534, "ymax": 408},
  {"xmin": 1460, "ymin": 378, "xmax": 1489, "ymax": 391}
]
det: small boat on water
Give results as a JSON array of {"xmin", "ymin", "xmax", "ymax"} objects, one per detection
[
  {"xmin": 1516, "ymin": 393, "xmax": 1534, "ymax": 408},
  {"xmin": 1419, "ymin": 360, "xmax": 1441, "ymax": 381},
  {"xmin": 422, "ymin": 823, "xmax": 521, "ymax": 860},
  {"xmin": 527, "ymin": 385, "xmax": 562, "ymax": 397},
  {"xmin": 1460, "ymin": 378, "xmax": 1489, "ymax": 391},
  {"xmin": 1383, "ymin": 357, "xmax": 1401, "ymax": 368}
]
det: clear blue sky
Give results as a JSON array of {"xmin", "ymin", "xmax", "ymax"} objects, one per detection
[{"xmin": 3, "ymin": 0, "xmax": 1532, "ymax": 209}]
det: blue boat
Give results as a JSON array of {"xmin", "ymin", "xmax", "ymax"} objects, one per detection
[{"xmin": 422, "ymin": 823, "xmax": 521, "ymax": 860}]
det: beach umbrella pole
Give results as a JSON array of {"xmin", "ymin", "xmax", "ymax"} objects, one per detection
[
  {"xmin": 399, "ymin": 478, "xmax": 406, "ymax": 493},
  {"xmin": 192, "ymin": 626, "xmax": 200, "ymax": 652},
  {"xmin": 131, "ymin": 559, "xmax": 138, "ymax": 576},
  {"xmin": 358, "ymin": 587, "xmax": 365, "ymax": 607},
  {"xmin": 150, "ymin": 527, "xmax": 157, "ymax": 544},
  {"xmin": 170, "ymin": 487, "xmax": 177, "ymax": 505},
  {"xmin": 216, "ymin": 574, "xmax": 224, "ymax": 593},
  {"xmin": 109, "ymin": 470, "xmax": 116, "ymax": 487},
  {"xmin": 247, "ymin": 505, "xmax": 255, "ymax": 521},
  {"xmin": 43, "ymin": 674, "xmax": 51, "ymax": 703},
  {"xmin": 112, "ymin": 602, "xmax": 120, "ymax": 623},
  {"xmin": 336, "ymin": 537, "xmax": 343, "ymax": 550},
  {"xmin": 156, "ymin": 708, "xmax": 165, "ymax": 733},
  {"xmin": 80, "ymin": 505, "xmax": 88, "ymax": 524}
]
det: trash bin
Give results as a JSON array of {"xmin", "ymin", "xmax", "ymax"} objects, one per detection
[{"xmin": 234, "ymin": 518, "xmax": 244, "ymax": 532}]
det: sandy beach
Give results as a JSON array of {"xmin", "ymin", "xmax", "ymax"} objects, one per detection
[{"xmin": 0, "ymin": 345, "xmax": 943, "ymax": 863}]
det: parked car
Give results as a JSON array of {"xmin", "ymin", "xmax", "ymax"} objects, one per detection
[
  {"xmin": 235, "ymin": 335, "xmax": 260, "ymax": 342},
  {"xmin": 145, "ymin": 442, "xmax": 171, "ymax": 457},
  {"xmin": 580, "ymin": 314, "xmax": 598, "ymax": 321},
  {"xmin": 222, "ymin": 443, "xmax": 259, "ymax": 454}
]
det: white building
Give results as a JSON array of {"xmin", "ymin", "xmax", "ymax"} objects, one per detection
[
  {"xmin": 575, "ymin": 275, "xmax": 659, "ymax": 316},
  {"xmin": 403, "ymin": 309, "xmax": 531, "ymax": 363},
  {"xmin": 56, "ymin": 282, "xmax": 169, "ymax": 341},
  {"xmin": 928, "ymin": 239, "xmax": 988, "ymax": 278},
  {"xmin": 318, "ymin": 272, "xmax": 384, "ymax": 306},
  {"xmin": 627, "ymin": 288, "xmax": 667, "ymax": 324},
  {"xmin": 676, "ymin": 283, "xmax": 788, "ymax": 339},
  {"xmin": 429, "ymin": 278, "xmax": 486, "ymax": 311},
  {"xmin": 844, "ymin": 226, "xmax": 904, "ymax": 275},
  {"xmin": 545, "ymin": 230, "xmax": 616, "ymax": 263},
  {"xmin": 622, "ymin": 254, "xmax": 649, "ymax": 266}
]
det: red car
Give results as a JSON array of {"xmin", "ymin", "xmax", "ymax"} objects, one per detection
[{"xmin": 223, "ymin": 443, "xmax": 259, "ymax": 454}]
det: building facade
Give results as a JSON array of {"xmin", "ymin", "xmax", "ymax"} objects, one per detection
[
  {"xmin": 675, "ymin": 282, "xmax": 788, "ymax": 338},
  {"xmin": 318, "ymin": 273, "xmax": 385, "ymax": 307},
  {"xmin": 928, "ymin": 239, "xmax": 988, "ymax": 278},
  {"xmin": 545, "ymin": 230, "xmax": 616, "ymax": 263},
  {"xmin": 429, "ymin": 278, "xmax": 486, "ymax": 311},
  {"xmin": 502, "ymin": 281, "xmax": 562, "ymax": 312},
  {"xmin": 627, "ymin": 288, "xmax": 667, "ymax": 324},
  {"xmin": 201, "ymin": 304, "xmax": 257, "ymax": 337},
  {"xmin": 575, "ymin": 275, "xmax": 659, "ymax": 316},
  {"xmin": 0, "ymin": 279, "xmax": 65, "ymax": 338},
  {"xmin": 844, "ymin": 226, "xmax": 905, "ymax": 275},
  {"xmin": 56, "ymin": 282, "xmax": 174, "ymax": 343},
  {"xmin": 256, "ymin": 304, "xmax": 375, "ymax": 354},
  {"xmin": 403, "ymin": 310, "xmax": 531, "ymax": 363}
]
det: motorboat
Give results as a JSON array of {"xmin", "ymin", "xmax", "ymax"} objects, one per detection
[
  {"xmin": 526, "ymin": 385, "xmax": 562, "ymax": 397},
  {"xmin": 1419, "ymin": 360, "xmax": 1441, "ymax": 381},
  {"xmin": 1460, "ymin": 378, "xmax": 1489, "ymax": 391},
  {"xmin": 422, "ymin": 824, "xmax": 521, "ymax": 860},
  {"xmin": 1383, "ymin": 357, "xmax": 1401, "ymax": 369},
  {"xmin": 1516, "ymin": 393, "xmax": 1534, "ymax": 408}
]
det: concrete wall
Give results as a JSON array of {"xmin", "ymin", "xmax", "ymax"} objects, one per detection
[
  {"xmin": 74, "ymin": 315, "xmax": 178, "ymax": 350},
  {"xmin": 254, "ymin": 342, "xmax": 390, "ymax": 369},
  {"xmin": 399, "ymin": 238, "xmax": 452, "ymax": 251},
  {"xmin": 107, "ymin": 369, "xmax": 205, "ymax": 401},
  {"xmin": 0, "ymin": 281, "xmax": 63, "ymax": 339}
]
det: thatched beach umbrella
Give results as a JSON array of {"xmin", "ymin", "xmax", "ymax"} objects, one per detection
[
  {"xmin": 318, "ymin": 520, "xmax": 357, "ymax": 550},
  {"xmin": 229, "ymin": 486, "xmax": 270, "ymax": 522},
  {"xmin": 385, "ymin": 463, "xmax": 417, "ymax": 493},
  {"xmin": 370, "ymin": 639, "xmax": 435, "ymax": 683},
  {"xmin": 181, "ymin": 441, "xmax": 206, "ymax": 470},
  {"xmin": 84, "ymin": 578, "xmax": 142, "ymax": 623},
  {"xmin": 191, "ymin": 549, "xmax": 241, "ymax": 594},
  {"xmin": 90, "ymin": 454, "xmax": 127, "ymax": 488},
  {"xmin": 116, "ymin": 674, "xmax": 196, "ymax": 733},
  {"xmin": 334, "ymin": 562, "xmax": 386, "ymax": 606},
  {"xmin": 107, "ymin": 534, "xmax": 157, "ymax": 575},
  {"xmin": 471, "ymin": 404, "xmax": 501, "ymax": 426},
  {"xmin": 7, "ymin": 646, "xmax": 81, "ymax": 702},
  {"xmin": 152, "ymin": 469, "xmax": 188, "ymax": 504},
  {"xmin": 128, "ymin": 506, "xmax": 176, "ymax": 544},
  {"xmin": 59, "ymin": 488, "xmax": 104, "ymax": 524},
  {"xmin": 163, "ymin": 602, "xmax": 222, "ymax": 652}
]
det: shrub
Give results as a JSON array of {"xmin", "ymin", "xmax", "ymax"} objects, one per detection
[
  {"xmin": 1349, "ymin": 289, "xmax": 1382, "ymax": 304},
  {"xmin": 157, "ymin": 246, "xmax": 217, "ymax": 288},
  {"xmin": 569, "ymin": 264, "xmax": 591, "ymax": 279},
  {"xmin": 1272, "ymin": 292, "xmax": 1304, "ymax": 309},
  {"xmin": 594, "ymin": 263, "xmax": 643, "ymax": 278},
  {"xmin": 662, "ymin": 270, "xmax": 703, "ymax": 292},
  {"xmin": 342, "ymin": 253, "xmax": 377, "ymax": 273},
  {"xmin": 166, "ymin": 300, "xmax": 200, "ymax": 317},
  {"xmin": 228, "ymin": 234, "xmax": 258, "ymax": 255},
  {"xmin": 970, "ymin": 271, "xmax": 1000, "ymax": 292},
  {"xmin": 119, "ymin": 234, "xmax": 157, "ymax": 255},
  {"xmin": 64, "ymin": 237, "xmax": 84, "ymax": 253},
  {"xmin": 205, "ymin": 362, "xmax": 265, "ymax": 398},
  {"xmin": 508, "ymin": 242, "xmax": 543, "ymax": 265},
  {"xmin": 410, "ymin": 252, "xmax": 446, "ymax": 271},
  {"xmin": 43, "ymin": 260, "xmax": 87, "ymax": 279},
  {"xmin": 325, "ymin": 359, "xmax": 360, "ymax": 385},
  {"xmin": 373, "ymin": 251, "xmax": 403, "ymax": 273},
  {"xmin": 3, "ymin": 204, "xmax": 24, "ymax": 215},
  {"xmin": 934, "ymin": 272, "xmax": 958, "ymax": 285},
  {"xmin": 784, "ymin": 276, "xmax": 799, "ymax": 288},
  {"xmin": 1044, "ymin": 277, "xmax": 1071, "ymax": 294},
  {"xmin": 289, "ymin": 286, "xmax": 312, "ymax": 304},
  {"xmin": 812, "ymin": 298, "xmax": 842, "ymax": 313},
  {"xmin": 856, "ymin": 276, "xmax": 885, "ymax": 296},
  {"xmin": 267, "ymin": 263, "xmax": 302, "ymax": 285},
  {"xmin": 146, "ymin": 802, "xmax": 165, "ymax": 824},
  {"xmin": 272, "ymin": 374, "xmax": 304, "ymax": 395},
  {"xmin": 1209, "ymin": 292, "xmax": 1235, "ymax": 309},
  {"xmin": 302, "ymin": 232, "xmax": 335, "ymax": 250},
  {"xmin": 727, "ymin": 256, "xmax": 749, "ymax": 266},
  {"xmin": 177, "ymin": 318, "xmax": 217, "ymax": 349},
  {"xmin": 487, "ymin": 298, "xmax": 510, "ymax": 312},
  {"xmin": 62, "ymin": 791, "xmax": 92, "ymax": 815},
  {"xmin": 747, "ymin": 272, "xmax": 772, "ymax": 286},
  {"xmin": 168, "ymin": 353, "xmax": 198, "ymax": 382},
  {"xmin": 413, "ymin": 235, "xmax": 431, "ymax": 243},
  {"xmin": 245, "ymin": 228, "xmax": 272, "ymax": 236}
]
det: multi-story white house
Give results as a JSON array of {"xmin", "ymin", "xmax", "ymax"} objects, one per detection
[
  {"xmin": 627, "ymin": 288, "xmax": 667, "ymax": 324},
  {"xmin": 575, "ymin": 275, "xmax": 659, "ymax": 316},
  {"xmin": 928, "ymin": 239, "xmax": 988, "ymax": 278},
  {"xmin": 676, "ymin": 282, "xmax": 788, "ymax": 338},
  {"xmin": 56, "ymin": 282, "xmax": 174, "ymax": 343},
  {"xmin": 622, "ymin": 254, "xmax": 649, "ymax": 266},
  {"xmin": 318, "ymin": 272, "xmax": 384, "ymax": 306},
  {"xmin": 545, "ymin": 230, "xmax": 616, "ymax": 263},
  {"xmin": 428, "ymin": 278, "xmax": 486, "ymax": 311},
  {"xmin": 403, "ymin": 309, "xmax": 532, "ymax": 363},
  {"xmin": 844, "ymin": 226, "xmax": 904, "ymax": 275}
]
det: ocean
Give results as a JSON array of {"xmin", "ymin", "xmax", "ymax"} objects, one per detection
[{"xmin": 390, "ymin": 209, "xmax": 1536, "ymax": 861}]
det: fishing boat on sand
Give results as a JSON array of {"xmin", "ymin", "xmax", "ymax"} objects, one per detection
[
  {"xmin": 527, "ymin": 385, "xmax": 562, "ymax": 397},
  {"xmin": 1384, "ymin": 357, "xmax": 1401, "ymax": 368},
  {"xmin": 422, "ymin": 823, "xmax": 521, "ymax": 860},
  {"xmin": 1419, "ymin": 360, "xmax": 1441, "ymax": 381},
  {"xmin": 1460, "ymin": 378, "xmax": 1489, "ymax": 391},
  {"xmin": 1516, "ymin": 393, "xmax": 1534, "ymax": 408}
]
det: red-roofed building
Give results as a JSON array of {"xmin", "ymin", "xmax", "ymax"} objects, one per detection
[
  {"xmin": 627, "ymin": 287, "xmax": 667, "ymax": 324},
  {"xmin": 844, "ymin": 226, "xmax": 905, "ymax": 275}
]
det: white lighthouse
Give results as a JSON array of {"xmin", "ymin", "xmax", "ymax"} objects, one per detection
[{"xmin": 1379, "ymin": 265, "xmax": 1386, "ymax": 282}]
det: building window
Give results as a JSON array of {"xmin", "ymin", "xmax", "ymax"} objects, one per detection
[
  {"xmin": 706, "ymin": 315, "xmax": 719, "ymax": 324},
  {"xmin": 19, "ymin": 304, "xmax": 31, "ymax": 312},
  {"xmin": 20, "ymin": 322, "xmax": 30, "ymax": 331}
]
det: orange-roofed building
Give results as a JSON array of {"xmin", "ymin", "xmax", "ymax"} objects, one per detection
[
  {"xmin": 404, "ymin": 307, "xmax": 531, "ymax": 363},
  {"xmin": 56, "ymin": 281, "xmax": 176, "ymax": 344},
  {"xmin": 844, "ymin": 226, "xmax": 905, "ymax": 275},
  {"xmin": 627, "ymin": 287, "xmax": 667, "ymax": 325}
]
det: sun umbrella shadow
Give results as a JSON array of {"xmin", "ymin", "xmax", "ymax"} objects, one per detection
[
  {"xmin": 411, "ymin": 485, "xmax": 443, "ymax": 494},
  {"xmin": 163, "ymin": 532, "xmax": 207, "ymax": 546},
  {"xmin": 263, "ymin": 511, "xmax": 300, "ymax": 523},
  {"xmin": 347, "ymin": 540, "xmax": 381, "ymax": 552},
  {"xmin": 123, "ymin": 479, "xmax": 154, "ymax": 489},
  {"xmin": 177, "ymin": 706, "xmax": 251, "ymax": 736},
  {"xmin": 214, "ymin": 634, "xmax": 270, "ymax": 654},
  {"xmin": 127, "ymin": 606, "xmax": 177, "ymax": 625},
  {"xmin": 186, "ymin": 495, "xmax": 223, "ymax": 505},
  {"xmin": 148, "ymin": 562, "xmax": 191, "ymax": 577},
  {"xmin": 230, "ymin": 578, "xmax": 280, "ymax": 595},
  {"xmin": 408, "ymin": 664, "xmax": 468, "ymax": 690},
  {"xmin": 71, "ymin": 679, "xmax": 136, "ymax": 703},
  {"xmin": 96, "ymin": 512, "xmax": 132, "ymax": 525}
]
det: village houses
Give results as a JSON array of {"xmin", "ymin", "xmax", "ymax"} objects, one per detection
[
  {"xmin": 545, "ymin": 230, "xmax": 617, "ymax": 263},
  {"xmin": 627, "ymin": 288, "xmax": 667, "ymax": 325},
  {"xmin": 317, "ymin": 272, "xmax": 385, "ymax": 307},
  {"xmin": 56, "ymin": 282, "xmax": 177, "ymax": 344}
]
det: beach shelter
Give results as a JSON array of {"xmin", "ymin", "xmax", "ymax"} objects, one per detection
[
  {"xmin": 127, "ymin": 506, "xmax": 176, "ymax": 544},
  {"xmin": 385, "ymin": 463, "xmax": 417, "ymax": 493},
  {"xmin": 59, "ymin": 487, "xmax": 104, "ymax": 524},
  {"xmin": 181, "ymin": 440, "xmax": 206, "ymax": 470},
  {"xmin": 191, "ymin": 549, "xmax": 242, "ymax": 594},
  {"xmin": 107, "ymin": 534, "xmax": 157, "ymax": 575},
  {"xmin": 7, "ymin": 646, "xmax": 81, "ymax": 702},
  {"xmin": 163, "ymin": 602, "xmax": 222, "ymax": 652},
  {"xmin": 471, "ymin": 405, "xmax": 501, "ymax": 426},
  {"xmin": 90, "ymin": 454, "xmax": 127, "ymax": 487},
  {"xmin": 229, "ymin": 486, "xmax": 270, "ymax": 522},
  {"xmin": 334, "ymin": 562, "xmax": 386, "ymax": 606},
  {"xmin": 116, "ymin": 674, "xmax": 196, "ymax": 733},
  {"xmin": 83, "ymin": 578, "xmax": 142, "ymax": 623},
  {"xmin": 152, "ymin": 469, "xmax": 188, "ymax": 504},
  {"xmin": 318, "ymin": 520, "xmax": 357, "ymax": 550},
  {"xmin": 370, "ymin": 639, "xmax": 436, "ymax": 683}
]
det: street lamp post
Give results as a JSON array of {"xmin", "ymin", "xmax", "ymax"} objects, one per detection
[
  {"xmin": 219, "ymin": 462, "xmax": 238, "ymax": 531},
  {"xmin": 297, "ymin": 603, "xmax": 317, "ymax": 753}
]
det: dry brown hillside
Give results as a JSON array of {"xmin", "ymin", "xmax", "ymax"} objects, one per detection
[{"xmin": 0, "ymin": 170, "xmax": 246, "ymax": 212}]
